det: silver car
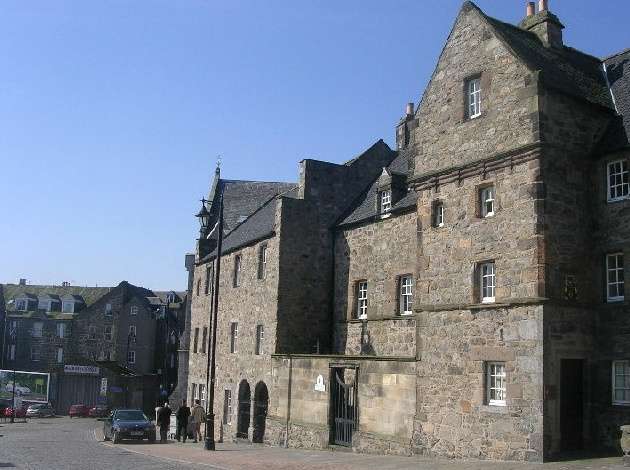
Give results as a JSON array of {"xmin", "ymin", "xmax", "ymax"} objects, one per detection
[{"xmin": 26, "ymin": 403, "xmax": 55, "ymax": 418}]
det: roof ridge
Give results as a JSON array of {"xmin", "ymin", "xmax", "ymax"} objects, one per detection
[
  {"xmin": 603, "ymin": 47, "xmax": 630, "ymax": 62},
  {"xmin": 222, "ymin": 179, "xmax": 295, "ymax": 185}
]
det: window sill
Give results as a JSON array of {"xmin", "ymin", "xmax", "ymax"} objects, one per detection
[
  {"xmin": 607, "ymin": 197, "xmax": 630, "ymax": 204},
  {"xmin": 607, "ymin": 297, "xmax": 625, "ymax": 303},
  {"xmin": 480, "ymin": 404, "xmax": 508, "ymax": 414},
  {"xmin": 612, "ymin": 402, "xmax": 630, "ymax": 407},
  {"xmin": 379, "ymin": 213, "xmax": 392, "ymax": 219}
]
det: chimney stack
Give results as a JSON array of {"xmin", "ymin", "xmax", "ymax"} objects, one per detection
[
  {"xmin": 526, "ymin": 2, "xmax": 535, "ymax": 17},
  {"xmin": 406, "ymin": 102, "xmax": 414, "ymax": 116},
  {"xmin": 538, "ymin": 0, "xmax": 548, "ymax": 12},
  {"xmin": 19, "ymin": 278, "xmax": 26, "ymax": 286}
]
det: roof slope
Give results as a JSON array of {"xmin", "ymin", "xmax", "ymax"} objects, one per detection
[
  {"xmin": 604, "ymin": 49, "xmax": 630, "ymax": 149},
  {"xmin": 337, "ymin": 151, "xmax": 416, "ymax": 227},
  {"xmin": 2, "ymin": 284, "xmax": 113, "ymax": 309},
  {"xmin": 473, "ymin": 4, "xmax": 614, "ymax": 111}
]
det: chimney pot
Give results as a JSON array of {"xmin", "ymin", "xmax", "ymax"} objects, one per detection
[
  {"xmin": 526, "ymin": 2, "xmax": 535, "ymax": 16},
  {"xmin": 406, "ymin": 102, "xmax": 414, "ymax": 116},
  {"xmin": 539, "ymin": 0, "xmax": 548, "ymax": 12},
  {"xmin": 19, "ymin": 278, "xmax": 26, "ymax": 286}
]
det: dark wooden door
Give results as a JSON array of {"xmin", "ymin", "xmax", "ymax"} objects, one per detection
[{"xmin": 560, "ymin": 359, "xmax": 584, "ymax": 451}]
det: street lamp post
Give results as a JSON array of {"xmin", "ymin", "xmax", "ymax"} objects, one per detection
[{"xmin": 10, "ymin": 322, "xmax": 18, "ymax": 424}]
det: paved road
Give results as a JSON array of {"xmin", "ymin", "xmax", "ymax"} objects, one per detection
[{"xmin": 0, "ymin": 417, "xmax": 627, "ymax": 470}]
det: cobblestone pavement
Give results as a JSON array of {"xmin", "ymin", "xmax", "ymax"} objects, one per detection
[{"xmin": 0, "ymin": 417, "xmax": 627, "ymax": 470}]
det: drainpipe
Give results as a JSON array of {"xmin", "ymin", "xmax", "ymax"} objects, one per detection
[{"xmin": 284, "ymin": 354, "xmax": 292, "ymax": 448}]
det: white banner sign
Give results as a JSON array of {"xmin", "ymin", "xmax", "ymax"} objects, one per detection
[
  {"xmin": 100, "ymin": 378, "xmax": 108, "ymax": 396},
  {"xmin": 64, "ymin": 365, "xmax": 100, "ymax": 375}
]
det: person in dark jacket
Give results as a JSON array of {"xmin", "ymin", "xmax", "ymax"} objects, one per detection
[
  {"xmin": 176, "ymin": 399, "xmax": 191, "ymax": 443},
  {"xmin": 156, "ymin": 401, "xmax": 172, "ymax": 443}
]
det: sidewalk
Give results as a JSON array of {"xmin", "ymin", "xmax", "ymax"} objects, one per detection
[{"xmin": 93, "ymin": 427, "xmax": 625, "ymax": 470}]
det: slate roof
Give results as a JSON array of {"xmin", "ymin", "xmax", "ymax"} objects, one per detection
[
  {"xmin": 2, "ymin": 284, "xmax": 113, "ymax": 310},
  {"xmin": 211, "ymin": 180, "xmax": 295, "ymax": 235},
  {"xmin": 604, "ymin": 48, "xmax": 630, "ymax": 149},
  {"xmin": 471, "ymin": 3, "xmax": 614, "ymax": 111},
  {"xmin": 337, "ymin": 151, "xmax": 417, "ymax": 227}
]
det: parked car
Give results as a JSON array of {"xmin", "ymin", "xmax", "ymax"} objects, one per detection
[
  {"xmin": 0, "ymin": 399, "xmax": 11, "ymax": 416},
  {"xmin": 68, "ymin": 404, "xmax": 91, "ymax": 418},
  {"xmin": 88, "ymin": 405, "xmax": 110, "ymax": 418},
  {"xmin": 102, "ymin": 409, "xmax": 156, "ymax": 444},
  {"xmin": 3, "ymin": 383, "xmax": 31, "ymax": 396},
  {"xmin": 26, "ymin": 403, "xmax": 55, "ymax": 418},
  {"xmin": 4, "ymin": 406, "xmax": 26, "ymax": 418}
]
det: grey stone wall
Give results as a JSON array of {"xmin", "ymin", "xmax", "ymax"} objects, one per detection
[
  {"xmin": 412, "ymin": 4, "xmax": 536, "ymax": 177},
  {"xmin": 414, "ymin": 305, "xmax": 544, "ymax": 462}
]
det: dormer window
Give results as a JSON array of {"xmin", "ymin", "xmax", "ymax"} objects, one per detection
[
  {"xmin": 62, "ymin": 301, "xmax": 74, "ymax": 313},
  {"xmin": 379, "ymin": 190, "xmax": 392, "ymax": 214},
  {"xmin": 38, "ymin": 300, "xmax": 52, "ymax": 312},
  {"xmin": 16, "ymin": 299, "xmax": 28, "ymax": 311}
]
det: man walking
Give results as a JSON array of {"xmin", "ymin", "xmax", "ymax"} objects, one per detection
[
  {"xmin": 190, "ymin": 399, "xmax": 206, "ymax": 443},
  {"xmin": 156, "ymin": 401, "xmax": 172, "ymax": 443},
  {"xmin": 176, "ymin": 399, "xmax": 191, "ymax": 443}
]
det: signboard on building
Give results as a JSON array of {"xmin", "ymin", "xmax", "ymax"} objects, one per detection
[
  {"xmin": 100, "ymin": 378, "xmax": 108, "ymax": 396},
  {"xmin": 64, "ymin": 365, "xmax": 100, "ymax": 375},
  {"xmin": 0, "ymin": 370, "xmax": 50, "ymax": 403}
]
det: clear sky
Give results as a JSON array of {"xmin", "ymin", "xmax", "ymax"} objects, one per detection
[{"xmin": 1, "ymin": 1, "xmax": 628, "ymax": 291}]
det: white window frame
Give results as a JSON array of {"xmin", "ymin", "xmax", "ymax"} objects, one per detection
[
  {"xmin": 434, "ymin": 203, "xmax": 444, "ymax": 228},
  {"xmin": 608, "ymin": 160, "xmax": 630, "ymax": 202},
  {"xmin": 16, "ymin": 299, "xmax": 28, "ymax": 311},
  {"xmin": 233, "ymin": 255, "xmax": 242, "ymax": 287},
  {"xmin": 57, "ymin": 323, "xmax": 66, "ymax": 338},
  {"xmin": 104, "ymin": 326, "xmax": 112, "ymax": 341},
  {"xmin": 258, "ymin": 245, "xmax": 268, "ymax": 280},
  {"xmin": 607, "ymin": 253, "xmax": 625, "ymax": 302},
  {"xmin": 130, "ymin": 306, "xmax": 138, "ymax": 316},
  {"xmin": 356, "ymin": 281, "xmax": 368, "ymax": 320},
  {"xmin": 613, "ymin": 360, "xmax": 630, "ymax": 405},
  {"xmin": 127, "ymin": 350, "xmax": 136, "ymax": 364},
  {"xmin": 62, "ymin": 301, "xmax": 74, "ymax": 313},
  {"xmin": 199, "ymin": 383, "xmax": 206, "ymax": 409},
  {"xmin": 255, "ymin": 324, "xmax": 264, "ymax": 355},
  {"xmin": 223, "ymin": 389, "xmax": 232, "ymax": 424},
  {"xmin": 30, "ymin": 345, "xmax": 40, "ymax": 362},
  {"xmin": 230, "ymin": 322, "xmax": 238, "ymax": 353},
  {"xmin": 104, "ymin": 303, "xmax": 112, "ymax": 316},
  {"xmin": 480, "ymin": 186, "xmax": 495, "ymax": 218},
  {"xmin": 32, "ymin": 322, "xmax": 43, "ymax": 338},
  {"xmin": 399, "ymin": 275, "xmax": 414, "ymax": 315},
  {"xmin": 468, "ymin": 77, "xmax": 482, "ymax": 119},
  {"xmin": 486, "ymin": 362, "xmax": 506, "ymax": 406},
  {"xmin": 380, "ymin": 190, "xmax": 392, "ymax": 214},
  {"xmin": 57, "ymin": 347, "xmax": 64, "ymax": 364},
  {"xmin": 191, "ymin": 384, "xmax": 197, "ymax": 404},
  {"xmin": 8, "ymin": 344, "xmax": 16, "ymax": 361},
  {"xmin": 480, "ymin": 262, "xmax": 496, "ymax": 304},
  {"xmin": 129, "ymin": 325, "xmax": 137, "ymax": 341}
]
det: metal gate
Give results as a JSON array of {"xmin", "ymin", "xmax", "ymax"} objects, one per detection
[{"xmin": 331, "ymin": 368, "xmax": 357, "ymax": 447}]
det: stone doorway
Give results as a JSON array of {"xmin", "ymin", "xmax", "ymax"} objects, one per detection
[
  {"xmin": 252, "ymin": 382, "xmax": 269, "ymax": 443},
  {"xmin": 560, "ymin": 359, "xmax": 584, "ymax": 451},
  {"xmin": 237, "ymin": 380, "xmax": 251, "ymax": 439}
]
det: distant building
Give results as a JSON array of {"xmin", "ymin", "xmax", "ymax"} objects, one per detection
[
  {"xmin": 0, "ymin": 281, "xmax": 185, "ymax": 414},
  {"xmin": 185, "ymin": 0, "xmax": 630, "ymax": 462}
]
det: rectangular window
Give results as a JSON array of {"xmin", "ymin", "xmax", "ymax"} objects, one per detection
[
  {"xmin": 608, "ymin": 160, "xmax": 629, "ymax": 202},
  {"xmin": 191, "ymin": 384, "xmax": 197, "ymax": 405},
  {"xmin": 104, "ymin": 326, "xmax": 112, "ymax": 341},
  {"xmin": 8, "ymin": 344, "xmax": 15, "ymax": 361},
  {"xmin": 196, "ymin": 278, "xmax": 201, "ymax": 296},
  {"xmin": 130, "ymin": 306, "xmax": 138, "ymax": 315},
  {"xmin": 223, "ymin": 390, "xmax": 232, "ymax": 424},
  {"xmin": 38, "ymin": 300, "xmax": 51, "ymax": 311},
  {"xmin": 230, "ymin": 322, "xmax": 238, "ymax": 353},
  {"xmin": 433, "ymin": 202, "xmax": 444, "ymax": 228},
  {"xmin": 193, "ymin": 327, "xmax": 200, "ymax": 353},
  {"xmin": 129, "ymin": 325, "xmax": 137, "ymax": 341},
  {"xmin": 356, "ymin": 281, "xmax": 368, "ymax": 319},
  {"xmin": 467, "ymin": 77, "xmax": 482, "ymax": 119},
  {"xmin": 613, "ymin": 360, "xmax": 630, "ymax": 405},
  {"xmin": 480, "ymin": 262, "xmax": 496, "ymax": 303},
  {"xmin": 57, "ymin": 323, "xmax": 66, "ymax": 338},
  {"xmin": 205, "ymin": 265, "xmax": 212, "ymax": 295},
  {"xmin": 233, "ymin": 255, "xmax": 242, "ymax": 287},
  {"xmin": 380, "ymin": 190, "xmax": 392, "ymax": 214},
  {"xmin": 480, "ymin": 186, "xmax": 495, "ymax": 218},
  {"xmin": 31, "ymin": 346, "xmax": 40, "ymax": 362},
  {"xmin": 105, "ymin": 303, "xmax": 112, "ymax": 316},
  {"xmin": 199, "ymin": 384, "xmax": 206, "ymax": 409},
  {"xmin": 127, "ymin": 350, "xmax": 136, "ymax": 364},
  {"xmin": 607, "ymin": 253, "xmax": 625, "ymax": 302},
  {"xmin": 255, "ymin": 325, "xmax": 264, "ymax": 355},
  {"xmin": 16, "ymin": 299, "xmax": 27, "ymax": 311},
  {"xmin": 62, "ymin": 301, "xmax": 74, "ymax": 313},
  {"xmin": 258, "ymin": 245, "xmax": 268, "ymax": 280},
  {"xmin": 399, "ymin": 275, "xmax": 414, "ymax": 315},
  {"xmin": 201, "ymin": 327, "xmax": 208, "ymax": 354},
  {"xmin": 170, "ymin": 353, "xmax": 175, "ymax": 368},
  {"xmin": 32, "ymin": 322, "xmax": 43, "ymax": 338},
  {"xmin": 486, "ymin": 362, "xmax": 506, "ymax": 406},
  {"xmin": 57, "ymin": 347, "xmax": 64, "ymax": 364},
  {"xmin": 89, "ymin": 325, "xmax": 97, "ymax": 340}
]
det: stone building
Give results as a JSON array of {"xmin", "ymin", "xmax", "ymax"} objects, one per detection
[
  {"xmin": 0, "ymin": 280, "xmax": 184, "ymax": 413},
  {"xmin": 186, "ymin": 0, "xmax": 630, "ymax": 461}
]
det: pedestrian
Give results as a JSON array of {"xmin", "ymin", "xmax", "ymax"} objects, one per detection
[
  {"xmin": 156, "ymin": 401, "xmax": 172, "ymax": 443},
  {"xmin": 190, "ymin": 399, "xmax": 206, "ymax": 443},
  {"xmin": 176, "ymin": 399, "xmax": 191, "ymax": 443}
]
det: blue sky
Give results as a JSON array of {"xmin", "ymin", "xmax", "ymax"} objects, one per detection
[{"xmin": 0, "ymin": 1, "xmax": 628, "ymax": 290}]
